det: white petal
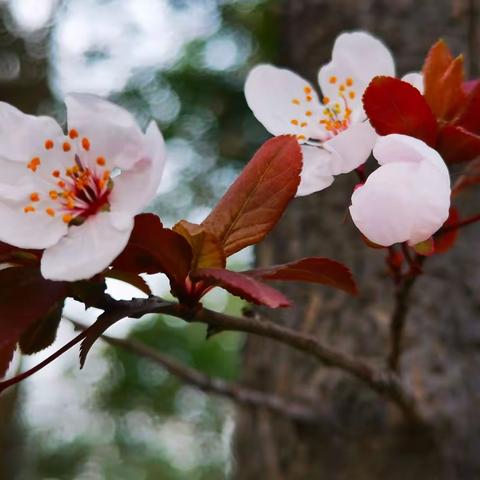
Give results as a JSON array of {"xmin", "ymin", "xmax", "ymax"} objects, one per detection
[
  {"xmin": 402, "ymin": 72, "xmax": 424, "ymax": 94},
  {"xmin": 323, "ymin": 121, "xmax": 377, "ymax": 175},
  {"xmin": 0, "ymin": 193, "xmax": 68, "ymax": 249},
  {"xmin": 318, "ymin": 31, "xmax": 395, "ymax": 120},
  {"xmin": 245, "ymin": 64, "xmax": 325, "ymax": 142},
  {"xmin": 350, "ymin": 136, "xmax": 450, "ymax": 246},
  {"xmin": 65, "ymin": 93, "xmax": 146, "ymax": 171},
  {"xmin": 41, "ymin": 212, "xmax": 133, "ymax": 281},
  {"xmin": 296, "ymin": 146, "xmax": 334, "ymax": 197},
  {"xmin": 0, "ymin": 102, "xmax": 64, "ymax": 168},
  {"xmin": 373, "ymin": 134, "xmax": 449, "ymax": 178},
  {"xmin": 109, "ymin": 121, "xmax": 166, "ymax": 216}
]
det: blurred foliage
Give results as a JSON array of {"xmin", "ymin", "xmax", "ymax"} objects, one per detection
[{"xmin": 0, "ymin": 0, "xmax": 279, "ymax": 478}]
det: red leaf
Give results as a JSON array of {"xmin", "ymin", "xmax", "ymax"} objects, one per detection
[
  {"xmin": 202, "ymin": 136, "xmax": 302, "ymax": 257},
  {"xmin": 0, "ymin": 342, "xmax": 16, "ymax": 378},
  {"xmin": 191, "ymin": 268, "xmax": 291, "ymax": 308},
  {"xmin": 423, "ymin": 40, "xmax": 466, "ymax": 121},
  {"xmin": 0, "ymin": 267, "xmax": 68, "ymax": 350},
  {"xmin": 173, "ymin": 220, "xmax": 226, "ymax": 270},
  {"xmin": 113, "ymin": 214, "xmax": 193, "ymax": 294},
  {"xmin": 457, "ymin": 82, "xmax": 480, "ymax": 135},
  {"xmin": 363, "ymin": 76, "xmax": 437, "ymax": 146},
  {"xmin": 245, "ymin": 257, "xmax": 357, "ymax": 295},
  {"xmin": 435, "ymin": 207, "xmax": 460, "ymax": 254},
  {"xmin": 437, "ymin": 124, "xmax": 480, "ymax": 164}
]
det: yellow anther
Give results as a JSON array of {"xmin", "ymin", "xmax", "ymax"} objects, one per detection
[
  {"xmin": 346, "ymin": 77, "xmax": 353, "ymax": 86},
  {"xmin": 82, "ymin": 137, "xmax": 90, "ymax": 151},
  {"xmin": 58, "ymin": 180, "xmax": 66, "ymax": 188},
  {"xmin": 69, "ymin": 129, "xmax": 79, "ymax": 139},
  {"xmin": 63, "ymin": 142, "xmax": 71, "ymax": 152},
  {"xmin": 339, "ymin": 84, "xmax": 345, "ymax": 92},
  {"xmin": 349, "ymin": 91, "xmax": 356, "ymax": 99},
  {"xmin": 300, "ymin": 122, "xmax": 307, "ymax": 127},
  {"xmin": 306, "ymin": 95, "xmax": 312, "ymax": 102},
  {"xmin": 30, "ymin": 192, "xmax": 40, "ymax": 202},
  {"xmin": 329, "ymin": 76, "xmax": 337, "ymax": 84},
  {"xmin": 62, "ymin": 214, "xmax": 73, "ymax": 224},
  {"xmin": 291, "ymin": 98, "xmax": 300, "ymax": 105},
  {"xmin": 44, "ymin": 139, "xmax": 54, "ymax": 150},
  {"xmin": 52, "ymin": 170, "xmax": 60, "ymax": 178},
  {"xmin": 46, "ymin": 208, "xmax": 55, "ymax": 217},
  {"xmin": 322, "ymin": 97, "xmax": 330, "ymax": 105},
  {"xmin": 24, "ymin": 205, "xmax": 35, "ymax": 213},
  {"xmin": 304, "ymin": 86, "xmax": 312, "ymax": 94},
  {"xmin": 305, "ymin": 110, "xmax": 312, "ymax": 117},
  {"xmin": 297, "ymin": 134, "xmax": 306, "ymax": 140},
  {"xmin": 96, "ymin": 156, "xmax": 106, "ymax": 166},
  {"xmin": 49, "ymin": 190, "xmax": 58, "ymax": 200}
]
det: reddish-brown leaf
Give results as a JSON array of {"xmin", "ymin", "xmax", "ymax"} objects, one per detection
[
  {"xmin": 423, "ymin": 40, "xmax": 466, "ymax": 121},
  {"xmin": 0, "ymin": 342, "xmax": 16, "ymax": 378},
  {"xmin": 202, "ymin": 136, "xmax": 302, "ymax": 257},
  {"xmin": 435, "ymin": 207, "xmax": 460, "ymax": 254},
  {"xmin": 245, "ymin": 257, "xmax": 357, "ymax": 295},
  {"xmin": 173, "ymin": 220, "xmax": 226, "ymax": 270},
  {"xmin": 436, "ymin": 124, "xmax": 480, "ymax": 164},
  {"xmin": 113, "ymin": 214, "xmax": 193, "ymax": 293},
  {"xmin": 0, "ymin": 267, "xmax": 68, "ymax": 350},
  {"xmin": 363, "ymin": 76, "xmax": 438, "ymax": 146},
  {"xmin": 191, "ymin": 268, "xmax": 291, "ymax": 308},
  {"xmin": 19, "ymin": 301, "xmax": 64, "ymax": 355},
  {"xmin": 457, "ymin": 82, "xmax": 480, "ymax": 135}
]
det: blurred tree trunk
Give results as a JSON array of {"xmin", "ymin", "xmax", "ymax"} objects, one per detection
[{"xmin": 234, "ymin": 1, "xmax": 480, "ymax": 478}]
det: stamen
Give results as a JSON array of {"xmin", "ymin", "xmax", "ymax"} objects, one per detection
[
  {"xmin": 44, "ymin": 139, "xmax": 54, "ymax": 150},
  {"xmin": 291, "ymin": 99, "xmax": 300, "ymax": 105},
  {"xmin": 69, "ymin": 129, "xmax": 79, "ymax": 139},
  {"xmin": 27, "ymin": 157, "xmax": 41, "ymax": 172},
  {"xmin": 306, "ymin": 95, "xmax": 312, "ymax": 102},
  {"xmin": 297, "ymin": 134, "xmax": 306, "ymax": 140},
  {"xmin": 62, "ymin": 214, "xmax": 73, "ymax": 224},
  {"xmin": 30, "ymin": 193, "xmax": 40, "ymax": 202},
  {"xmin": 304, "ymin": 86, "xmax": 312, "ymax": 94},
  {"xmin": 52, "ymin": 170, "xmax": 60, "ymax": 178},
  {"xmin": 305, "ymin": 110, "xmax": 312, "ymax": 117},
  {"xmin": 63, "ymin": 142, "xmax": 71, "ymax": 152},
  {"xmin": 349, "ymin": 91, "xmax": 356, "ymax": 99},
  {"xmin": 24, "ymin": 205, "xmax": 35, "ymax": 213},
  {"xmin": 346, "ymin": 78, "xmax": 353, "ymax": 86},
  {"xmin": 300, "ymin": 122, "xmax": 307, "ymax": 127},
  {"xmin": 45, "ymin": 208, "xmax": 56, "ymax": 217},
  {"xmin": 329, "ymin": 76, "xmax": 337, "ymax": 84},
  {"xmin": 322, "ymin": 97, "xmax": 330, "ymax": 105},
  {"xmin": 81, "ymin": 138, "xmax": 90, "ymax": 151},
  {"xmin": 96, "ymin": 156, "xmax": 106, "ymax": 166},
  {"xmin": 49, "ymin": 190, "xmax": 58, "ymax": 200}
]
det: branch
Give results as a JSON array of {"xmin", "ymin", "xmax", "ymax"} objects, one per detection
[
  {"xmin": 97, "ymin": 297, "xmax": 422, "ymax": 423},
  {"xmin": 69, "ymin": 319, "xmax": 319, "ymax": 423},
  {"xmin": 438, "ymin": 212, "xmax": 480, "ymax": 235}
]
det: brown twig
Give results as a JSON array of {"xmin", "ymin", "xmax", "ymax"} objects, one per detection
[
  {"xmin": 438, "ymin": 212, "xmax": 480, "ymax": 235},
  {"xmin": 69, "ymin": 318, "xmax": 319, "ymax": 423}
]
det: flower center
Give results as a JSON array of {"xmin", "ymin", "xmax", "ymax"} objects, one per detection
[
  {"xmin": 23, "ymin": 130, "xmax": 112, "ymax": 225},
  {"xmin": 290, "ymin": 77, "xmax": 356, "ymax": 141}
]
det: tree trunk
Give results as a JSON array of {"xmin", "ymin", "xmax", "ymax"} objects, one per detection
[{"xmin": 234, "ymin": 1, "xmax": 480, "ymax": 478}]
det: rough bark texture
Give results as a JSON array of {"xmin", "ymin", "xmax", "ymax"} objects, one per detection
[{"xmin": 234, "ymin": 1, "xmax": 480, "ymax": 478}]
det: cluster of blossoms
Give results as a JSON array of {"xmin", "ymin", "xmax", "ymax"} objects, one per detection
[{"xmin": 245, "ymin": 31, "xmax": 450, "ymax": 247}]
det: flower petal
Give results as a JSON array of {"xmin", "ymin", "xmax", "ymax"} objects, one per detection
[
  {"xmin": 318, "ymin": 31, "xmax": 395, "ymax": 120},
  {"xmin": 350, "ymin": 135, "xmax": 450, "ymax": 246},
  {"xmin": 0, "ymin": 102, "xmax": 64, "ymax": 167},
  {"xmin": 65, "ymin": 93, "xmax": 146, "ymax": 171},
  {"xmin": 323, "ymin": 121, "xmax": 377, "ymax": 175},
  {"xmin": 109, "ymin": 121, "xmax": 166, "ymax": 216},
  {"xmin": 373, "ymin": 134, "xmax": 449, "ymax": 178},
  {"xmin": 402, "ymin": 72, "xmax": 424, "ymax": 94},
  {"xmin": 296, "ymin": 146, "xmax": 334, "ymax": 197},
  {"xmin": 41, "ymin": 212, "xmax": 133, "ymax": 281},
  {"xmin": 245, "ymin": 64, "xmax": 325, "ymax": 142}
]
